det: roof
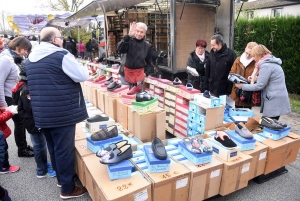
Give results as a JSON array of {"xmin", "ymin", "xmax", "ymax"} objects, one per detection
[{"xmin": 235, "ymin": 0, "xmax": 300, "ymax": 11}]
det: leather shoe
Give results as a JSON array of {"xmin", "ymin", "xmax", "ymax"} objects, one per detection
[
  {"xmin": 107, "ymin": 81, "xmax": 121, "ymax": 91},
  {"xmin": 127, "ymin": 84, "xmax": 142, "ymax": 95},
  {"xmin": 260, "ymin": 117, "xmax": 284, "ymax": 130},
  {"xmin": 228, "ymin": 73, "xmax": 248, "ymax": 84},
  {"xmin": 136, "ymin": 91, "xmax": 153, "ymax": 102},
  {"xmin": 152, "ymin": 137, "xmax": 167, "ymax": 160},
  {"xmin": 18, "ymin": 149, "xmax": 34, "ymax": 157},
  {"xmin": 203, "ymin": 90, "xmax": 210, "ymax": 98},
  {"xmin": 87, "ymin": 114, "xmax": 109, "ymax": 123},
  {"xmin": 105, "ymin": 77, "xmax": 113, "ymax": 85}
]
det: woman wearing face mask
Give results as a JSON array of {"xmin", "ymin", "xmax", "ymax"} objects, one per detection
[
  {"xmin": 230, "ymin": 42, "xmax": 257, "ymax": 108},
  {"xmin": 0, "ymin": 36, "xmax": 34, "ymax": 157},
  {"xmin": 186, "ymin": 39, "xmax": 209, "ymax": 91}
]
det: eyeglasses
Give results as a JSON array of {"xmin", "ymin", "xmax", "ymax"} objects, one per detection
[
  {"xmin": 197, "ymin": 47, "xmax": 205, "ymax": 51},
  {"xmin": 55, "ymin": 36, "xmax": 64, "ymax": 39}
]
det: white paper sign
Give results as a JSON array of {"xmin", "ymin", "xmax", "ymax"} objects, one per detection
[
  {"xmin": 134, "ymin": 189, "xmax": 148, "ymax": 201},
  {"xmin": 241, "ymin": 163, "xmax": 250, "ymax": 173},
  {"xmin": 210, "ymin": 169, "xmax": 221, "ymax": 178},
  {"xmin": 176, "ymin": 177, "xmax": 188, "ymax": 189},
  {"xmin": 259, "ymin": 151, "xmax": 267, "ymax": 160}
]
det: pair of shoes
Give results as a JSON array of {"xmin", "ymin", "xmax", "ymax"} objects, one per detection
[
  {"xmin": 173, "ymin": 77, "xmax": 182, "ymax": 85},
  {"xmin": 107, "ymin": 81, "xmax": 121, "ymax": 91},
  {"xmin": 152, "ymin": 137, "xmax": 167, "ymax": 160},
  {"xmin": 187, "ymin": 66, "xmax": 199, "ymax": 76},
  {"xmin": 183, "ymin": 138, "xmax": 203, "ymax": 154},
  {"xmin": 105, "ymin": 77, "xmax": 113, "ymax": 85},
  {"xmin": 203, "ymin": 90, "xmax": 210, "ymax": 98},
  {"xmin": 18, "ymin": 149, "xmax": 34, "ymax": 157},
  {"xmin": 96, "ymin": 140, "xmax": 133, "ymax": 165},
  {"xmin": 214, "ymin": 131, "xmax": 237, "ymax": 149},
  {"xmin": 1, "ymin": 189, "xmax": 11, "ymax": 201},
  {"xmin": 94, "ymin": 75, "xmax": 106, "ymax": 82},
  {"xmin": 37, "ymin": 169, "xmax": 56, "ymax": 178},
  {"xmin": 198, "ymin": 137, "xmax": 213, "ymax": 152},
  {"xmin": 87, "ymin": 114, "xmax": 109, "ymax": 123},
  {"xmin": 186, "ymin": 83, "xmax": 193, "ymax": 90},
  {"xmin": 60, "ymin": 186, "xmax": 87, "ymax": 199},
  {"xmin": 27, "ymin": 145, "xmax": 34, "ymax": 152},
  {"xmin": 235, "ymin": 123, "xmax": 253, "ymax": 139},
  {"xmin": 127, "ymin": 84, "xmax": 143, "ymax": 95},
  {"xmin": 136, "ymin": 91, "xmax": 154, "ymax": 102},
  {"xmin": 0, "ymin": 165, "xmax": 20, "ymax": 174},
  {"xmin": 91, "ymin": 125, "xmax": 118, "ymax": 141},
  {"xmin": 260, "ymin": 117, "xmax": 286, "ymax": 130},
  {"xmin": 228, "ymin": 73, "xmax": 248, "ymax": 84}
]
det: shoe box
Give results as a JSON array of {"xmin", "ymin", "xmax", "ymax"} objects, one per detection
[
  {"xmin": 106, "ymin": 160, "xmax": 133, "ymax": 180},
  {"xmin": 180, "ymin": 157, "xmax": 223, "ymax": 201},
  {"xmin": 193, "ymin": 94, "xmax": 221, "ymax": 108},
  {"xmin": 157, "ymin": 78, "xmax": 173, "ymax": 89},
  {"xmin": 104, "ymin": 93, "xmax": 117, "ymax": 120},
  {"xmin": 107, "ymin": 85, "xmax": 129, "ymax": 98},
  {"xmin": 85, "ymin": 117, "xmax": 115, "ymax": 133},
  {"xmin": 226, "ymin": 130, "xmax": 256, "ymax": 151},
  {"xmin": 86, "ymin": 135, "xmax": 123, "ymax": 153},
  {"xmin": 178, "ymin": 86, "xmax": 200, "ymax": 100},
  {"xmin": 74, "ymin": 138, "xmax": 94, "ymax": 186},
  {"xmin": 86, "ymin": 106, "xmax": 103, "ymax": 118},
  {"xmin": 116, "ymin": 98, "xmax": 130, "ymax": 129},
  {"xmin": 242, "ymin": 142, "xmax": 268, "ymax": 180},
  {"xmin": 255, "ymin": 132, "xmax": 300, "ymax": 174},
  {"xmin": 91, "ymin": 86, "xmax": 98, "ymax": 107},
  {"xmin": 189, "ymin": 101, "xmax": 224, "ymax": 130},
  {"xmin": 229, "ymin": 108, "xmax": 254, "ymax": 118},
  {"xmin": 127, "ymin": 107, "xmax": 166, "ymax": 143},
  {"xmin": 177, "ymin": 140, "xmax": 213, "ymax": 165},
  {"xmin": 97, "ymin": 90, "xmax": 105, "ymax": 113},
  {"xmin": 143, "ymin": 145, "xmax": 171, "ymax": 173},
  {"xmin": 261, "ymin": 126, "xmax": 291, "ymax": 141},
  {"xmin": 204, "ymin": 134, "xmax": 241, "ymax": 162},
  {"xmin": 131, "ymin": 98, "xmax": 159, "ymax": 114},
  {"xmin": 83, "ymin": 154, "xmax": 152, "ymax": 201},
  {"xmin": 218, "ymin": 152, "xmax": 253, "ymax": 196}
]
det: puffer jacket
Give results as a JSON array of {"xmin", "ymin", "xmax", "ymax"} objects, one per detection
[
  {"xmin": 0, "ymin": 109, "xmax": 13, "ymax": 139},
  {"xmin": 229, "ymin": 55, "xmax": 256, "ymax": 107}
]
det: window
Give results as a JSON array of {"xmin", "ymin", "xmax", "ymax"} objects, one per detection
[
  {"xmin": 247, "ymin": 11, "xmax": 254, "ymax": 20},
  {"xmin": 272, "ymin": 8, "xmax": 282, "ymax": 17}
]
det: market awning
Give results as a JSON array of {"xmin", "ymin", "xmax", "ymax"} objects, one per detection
[{"xmin": 47, "ymin": 16, "xmax": 104, "ymax": 28}]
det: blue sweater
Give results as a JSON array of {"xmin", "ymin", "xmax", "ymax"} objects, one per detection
[{"xmin": 26, "ymin": 42, "xmax": 89, "ymax": 128}]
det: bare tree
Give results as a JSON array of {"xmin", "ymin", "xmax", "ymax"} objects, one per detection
[
  {"xmin": 0, "ymin": 10, "xmax": 13, "ymax": 35},
  {"xmin": 39, "ymin": 0, "xmax": 85, "ymax": 12}
]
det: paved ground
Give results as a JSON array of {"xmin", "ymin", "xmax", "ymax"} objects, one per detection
[{"xmin": 1, "ymin": 107, "xmax": 300, "ymax": 201}]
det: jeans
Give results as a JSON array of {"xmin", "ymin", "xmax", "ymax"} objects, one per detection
[
  {"xmin": 79, "ymin": 52, "xmax": 84, "ymax": 59},
  {"xmin": 5, "ymin": 96, "xmax": 28, "ymax": 152},
  {"xmin": 43, "ymin": 125, "xmax": 76, "ymax": 194},
  {"xmin": 30, "ymin": 132, "xmax": 48, "ymax": 176},
  {"xmin": 0, "ymin": 131, "xmax": 8, "ymax": 168},
  {"xmin": 87, "ymin": 52, "xmax": 92, "ymax": 60}
]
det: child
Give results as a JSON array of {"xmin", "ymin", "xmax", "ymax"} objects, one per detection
[
  {"xmin": 0, "ymin": 105, "xmax": 19, "ymax": 173},
  {"xmin": 0, "ymin": 132, "xmax": 12, "ymax": 201},
  {"xmin": 12, "ymin": 70, "xmax": 56, "ymax": 178}
]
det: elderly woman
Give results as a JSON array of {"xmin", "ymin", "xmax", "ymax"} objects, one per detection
[
  {"xmin": 186, "ymin": 39, "xmax": 209, "ymax": 91},
  {"xmin": 117, "ymin": 22, "xmax": 152, "ymax": 95},
  {"xmin": 235, "ymin": 44, "xmax": 291, "ymax": 120},
  {"xmin": 230, "ymin": 42, "xmax": 257, "ymax": 108},
  {"xmin": 0, "ymin": 36, "xmax": 34, "ymax": 157}
]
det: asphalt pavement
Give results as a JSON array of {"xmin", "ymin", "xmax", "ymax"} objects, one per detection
[{"xmin": 1, "ymin": 107, "xmax": 300, "ymax": 201}]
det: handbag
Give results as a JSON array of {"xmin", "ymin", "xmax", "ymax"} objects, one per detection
[
  {"xmin": 252, "ymin": 91, "xmax": 261, "ymax": 106},
  {"xmin": 236, "ymin": 88, "xmax": 252, "ymax": 104}
]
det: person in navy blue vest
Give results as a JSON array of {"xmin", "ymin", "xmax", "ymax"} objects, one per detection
[{"xmin": 25, "ymin": 27, "xmax": 89, "ymax": 199}]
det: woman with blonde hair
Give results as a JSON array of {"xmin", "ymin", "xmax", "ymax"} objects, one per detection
[
  {"xmin": 230, "ymin": 42, "xmax": 257, "ymax": 108},
  {"xmin": 235, "ymin": 44, "xmax": 291, "ymax": 120}
]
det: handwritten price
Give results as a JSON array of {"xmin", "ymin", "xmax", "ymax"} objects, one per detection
[{"xmin": 116, "ymin": 182, "xmax": 133, "ymax": 191}]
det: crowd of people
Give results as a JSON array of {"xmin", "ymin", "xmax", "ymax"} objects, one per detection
[{"xmin": 0, "ymin": 20, "xmax": 291, "ymax": 200}]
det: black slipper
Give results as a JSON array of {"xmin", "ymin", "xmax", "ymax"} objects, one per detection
[
  {"xmin": 87, "ymin": 114, "xmax": 109, "ymax": 123},
  {"xmin": 214, "ymin": 131, "xmax": 237, "ymax": 149},
  {"xmin": 152, "ymin": 137, "xmax": 167, "ymax": 160}
]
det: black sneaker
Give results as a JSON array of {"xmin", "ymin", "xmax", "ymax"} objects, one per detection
[
  {"xmin": 27, "ymin": 145, "xmax": 34, "ymax": 152},
  {"xmin": 18, "ymin": 149, "xmax": 34, "ymax": 157}
]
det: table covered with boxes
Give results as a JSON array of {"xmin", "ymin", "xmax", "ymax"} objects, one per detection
[{"xmin": 74, "ymin": 61, "xmax": 300, "ymax": 201}]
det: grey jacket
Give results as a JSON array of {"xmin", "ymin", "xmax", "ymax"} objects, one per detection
[{"xmin": 242, "ymin": 55, "xmax": 291, "ymax": 117}]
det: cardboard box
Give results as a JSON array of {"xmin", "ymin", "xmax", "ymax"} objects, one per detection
[
  {"xmin": 218, "ymin": 153, "xmax": 253, "ymax": 196},
  {"xmin": 242, "ymin": 142, "xmax": 268, "ymax": 180},
  {"xmin": 142, "ymin": 163, "xmax": 191, "ymax": 201},
  {"xmin": 104, "ymin": 94, "xmax": 117, "ymax": 120},
  {"xmin": 91, "ymin": 87, "xmax": 98, "ymax": 107},
  {"xmin": 181, "ymin": 157, "xmax": 223, "ymax": 201},
  {"xmin": 97, "ymin": 90, "xmax": 105, "ymax": 113},
  {"xmin": 281, "ymin": 133, "xmax": 300, "ymax": 166},
  {"xmin": 194, "ymin": 94, "xmax": 221, "ymax": 108},
  {"xmin": 116, "ymin": 98, "xmax": 122, "ymax": 123},
  {"xmin": 84, "ymin": 155, "xmax": 152, "ymax": 201},
  {"xmin": 74, "ymin": 139, "xmax": 94, "ymax": 186},
  {"xmin": 75, "ymin": 123, "xmax": 88, "ymax": 141},
  {"xmin": 128, "ymin": 107, "xmax": 166, "ymax": 142},
  {"xmin": 85, "ymin": 117, "xmax": 115, "ymax": 133}
]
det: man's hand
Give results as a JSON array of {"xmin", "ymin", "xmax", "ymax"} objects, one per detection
[
  {"xmin": 129, "ymin": 22, "xmax": 137, "ymax": 37},
  {"xmin": 235, "ymin": 83, "xmax": 243, "ymax": 89}
]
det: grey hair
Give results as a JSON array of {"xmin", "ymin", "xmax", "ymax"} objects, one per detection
[
  {"xmin": 40, "ymin": 31, "xmax": 55, "ymax": 42},
  {"xmin": 211, "ymin": 34, "xmax": 224, "ymax": 45},
  {"xmin": 136, "ymin": 22, "xmax": 148, "ymax": 32}
]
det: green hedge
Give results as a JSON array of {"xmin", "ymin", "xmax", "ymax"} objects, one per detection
[{"xmin": 234, "ymin": 16, "xmax": 300, "ymax": 94}]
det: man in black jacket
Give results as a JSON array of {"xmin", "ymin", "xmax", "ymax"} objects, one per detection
[
  {"xmin": 204, "ymin": 34, "xmax": 236, "ymax": 97},
  {"xmin": 117, "ymin": 22, "xmax": 152, "ymax": 95}
]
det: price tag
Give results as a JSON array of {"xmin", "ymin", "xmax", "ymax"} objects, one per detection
[
  {"xmin": 241, "ymin": 163, "xmax": 250, "ymax": 173},
  {"xmin": 210, "ymin": 169, "xmax": 220, "ymax": 178},
  {"xmin": 134, "ymin": 189, "xmax": 148, "ymax": 201},
  {"xmin": 259, "ymin": 151, "xmax": 267, "ymax": 160},
  {"xmin": 116, "ymin": 182, "xmax": 133, "ymax": 191},
  {"xmin": 176, "ymin": 177, "xmax": 188, "ymax": 189}
]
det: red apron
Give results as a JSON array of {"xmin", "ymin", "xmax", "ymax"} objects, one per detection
[{"xmin": 124, "ymin": 66, "xmax": 145, "ymax": 84}]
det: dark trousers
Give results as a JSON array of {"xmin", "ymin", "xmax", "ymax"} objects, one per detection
[
  {"xmin": 0, "ymin": 131, "xmax": 9, "ymax": 168},
  {"xmin": 43, "ymin": 125, "xmax": 76, "ymax": 194},
  {"xmin": 0, "ymin": 185, "xmax": 5, "ymax": 198},
  {"xmin": 5, "ymin": 96, "xmax": 27, "ymax": 152}
]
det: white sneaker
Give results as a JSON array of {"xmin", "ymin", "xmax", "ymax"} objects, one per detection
[{"xmin": 187, "ymin": 66, "xmax": 199, "ymax": 76}]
